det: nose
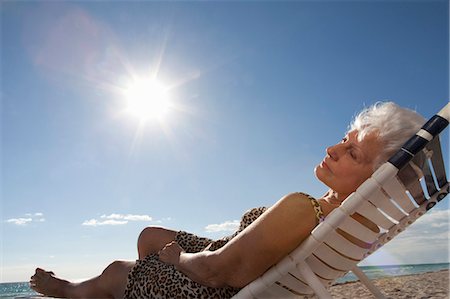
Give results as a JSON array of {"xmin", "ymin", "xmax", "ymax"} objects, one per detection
[{"xmin": 326, "ymin": 142, "xmax": 344, "ymax": 160}]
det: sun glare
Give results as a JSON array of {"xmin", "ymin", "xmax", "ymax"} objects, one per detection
[{"xmin": 124, "ymin": 78, "xmax": 172, "ymax": 122}]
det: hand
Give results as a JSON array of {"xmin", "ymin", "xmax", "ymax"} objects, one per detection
[{"xmin": 158, "ymin": 241, "xmax": 185, "ymax": 266}]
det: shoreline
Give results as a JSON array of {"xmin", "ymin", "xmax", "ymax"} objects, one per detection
[
  {"xmin": 328, "ymin": 269, "xmax": 449, "ymax": 298},
  {"xmin": 332, "ymin": 268, "xmax": 449, "ymax": 286}
]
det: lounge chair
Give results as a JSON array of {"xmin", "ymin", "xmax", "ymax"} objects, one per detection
[{"xmin": 232, "ymin": 102, "xmax": 449, "ymax": 299}]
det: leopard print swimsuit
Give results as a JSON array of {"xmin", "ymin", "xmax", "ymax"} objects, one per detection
[{"xmin": 124, "ymin": 193, "xmax": 321, "ymax": 299}]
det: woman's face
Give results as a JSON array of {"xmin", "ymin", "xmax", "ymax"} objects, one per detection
[{"xmin": 315, "ymin": 130, "xmax": 383, "ymax": 200}]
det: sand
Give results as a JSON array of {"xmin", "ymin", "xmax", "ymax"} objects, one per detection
[{"xmin": 327, "ymin": 269, "xmax": 449, "ymax": 299}]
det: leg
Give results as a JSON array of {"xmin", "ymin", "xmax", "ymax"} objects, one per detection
[
  {"xmin": 30, "ymin": 260, "xmax": 134, "ymax": 299},
  {"xmin": 137, "ymin": 226, "xmax": 177, "ymax": 259}
]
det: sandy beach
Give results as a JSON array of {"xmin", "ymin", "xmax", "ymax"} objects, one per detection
[{"xmin": 327, "ymin": 269, "xmax": 449, "ymax": 299}]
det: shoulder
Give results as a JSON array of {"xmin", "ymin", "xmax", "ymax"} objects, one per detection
[
  {"xmin": 283, "ymin": 192, "xmax": 315, "ymax": 200},
  {"xmin": 274, "ymin": 192, "xmax": 315, "ymax": 208},
  {"xmin": 258, "ymin": 192, "xmax": 318, "ymax": 226}
]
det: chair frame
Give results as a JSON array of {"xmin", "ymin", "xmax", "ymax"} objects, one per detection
[{"xmin": 233, "ymin": 103, "xmax": 449, "ymax": 299}]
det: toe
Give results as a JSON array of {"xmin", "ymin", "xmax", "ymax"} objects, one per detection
[
  {"xmin": 34, "ymin": 269, "xmax": 44, "ymax": 277},
  {"xmin": 35, "ymin": 270, "xmax": 48, "ymax": 278}
]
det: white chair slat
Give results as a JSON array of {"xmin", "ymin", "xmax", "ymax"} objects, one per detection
[
  {"xmin": 423, "ymin": 159, "xmax": 438, "ymax": 196},
  {"xmin": 338, "ymin": 216, "xmax": 379, "ymax": 243},
  {"xmin": 276, "ymin": 272, "xmax": 314, "ymax": 295},
  {"xmin": 313, "ymin": 243, "xmax": 357, "ymax": 271},
  {"xmin": 287, "ymin": 266, "xmax": 334, "ymax": 289},
  {"xmin": 323, "ymin": 230, "xmax": 368, "ymax": 260},
  {"xmin": 409, "ymin": 179, "xmax": 427, "ymax": 204},
  {"xmin": 306, "ymin": 254, "xmax": 347, "ymax": 280},
  {"xmin": 356, "ymin": 201, "xmax": 395, "ymax": 230},
  {"xmin": 382, "ymin": 177, "xmax": 415, "ymax": 213},
  {"xmin": 399, "ymin": 166, "xmax": 427, "ymax": 205},
  {"xmin": 247, "ymin": 277, "xmax": 270, "ymax": 298},
  {"xmin": 262, "ymin": 283, "xmax": 306, "ymax": 298},
  {"xmin": 367, "ymin": 188, "xmax": 406, "ymax": 222},
  {"xmin": 230, "ymin": 286, "xmax": 251, "ymax": 299},
  {"xmin": 428, "ymin": 136, "xmax": 447, "ymax": 188},
  {"xmin": 260, "ymin": 256, "xmax": 291, "ymax": 286}
]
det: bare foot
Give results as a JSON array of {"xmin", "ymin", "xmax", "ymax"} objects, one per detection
[{"xmin": 30, "ymin": 268, "xmax": 71, "ymax": 298}]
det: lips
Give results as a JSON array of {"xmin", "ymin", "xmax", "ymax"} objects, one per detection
[{"xmin": 321, "ymin": 160, "xmax": 332, "ymax": 172}]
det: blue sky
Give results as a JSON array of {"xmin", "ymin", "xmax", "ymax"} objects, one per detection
[{"xmin": 1, "ymin": 1, "xmax": 449, "ymax": 283}]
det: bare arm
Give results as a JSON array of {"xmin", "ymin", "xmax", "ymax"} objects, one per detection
[{"xmin": 159, "ymin": 192, "xmax": 318, "ymax": 288}]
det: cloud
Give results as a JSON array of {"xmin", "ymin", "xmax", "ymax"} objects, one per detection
[
  {"xmin": 205, "ymin": 220, "xmax": 240, "ymax": 233},
  {"xmin": 6, "ymin": 213, "xmax": 46, "ymax": 226},
  {"xmin": 82, "ymin": 219, "xmax": 128, "ymax": 226},
  {"xmin": 393, "ymin": 209, "xmax": 449, "ymax": 243},
  {"xmin": 398, "ymin": 209, "xmax": 448, "ymax": 231},
  {"xmin": 100, "ymin": 214, "xmax": 152, "ymax": 221},
  {"xmin": 82, "ymin": 213, "xmax": 152, "ymax": 227},
  {"xmin": 364, "ymin": 208, "xmax": 449, "ymax": 265},
  {"xmin": 6, "ymin": 218, "xmax": 33, "ymax": 226}
]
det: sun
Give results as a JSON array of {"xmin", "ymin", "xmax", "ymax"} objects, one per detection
[{"xmin": 123, "ymin": 78, "xmax": 172, "ymax": 122}]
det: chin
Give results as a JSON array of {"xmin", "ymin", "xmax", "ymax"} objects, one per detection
[
  {"xmin": 314, "ymin": 165, "xmax": 324, "ymax": 180},
  {"xmin": 315, "ymin": 167, "xmax": 333, "ymax": 189},
  {"xmin": 313, "ymin": 165, "xmax": 320, "ymax": 176}
]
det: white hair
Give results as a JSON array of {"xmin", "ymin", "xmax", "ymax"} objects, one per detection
[{"xmin": 348, "ymin": 101, "xmax": 426, "ymax": 169}]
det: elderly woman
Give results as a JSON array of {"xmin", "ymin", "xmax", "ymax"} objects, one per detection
[{"xmin": 31, "ymin": 102, "xmax": 425, "ymax": 299}]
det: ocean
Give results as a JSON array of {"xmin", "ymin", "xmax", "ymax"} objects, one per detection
[
  {"xmin": 335, "ymin": 262, "xmax": 449, "ymax": 284},
  {"xmin": 1, "ymin": 263, "xmax": 448, "ymax": 298}
]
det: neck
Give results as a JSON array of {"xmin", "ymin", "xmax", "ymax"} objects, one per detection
[{"xmin": 321, "ymin": 189, "xmax": 350, "ymax": 205}]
